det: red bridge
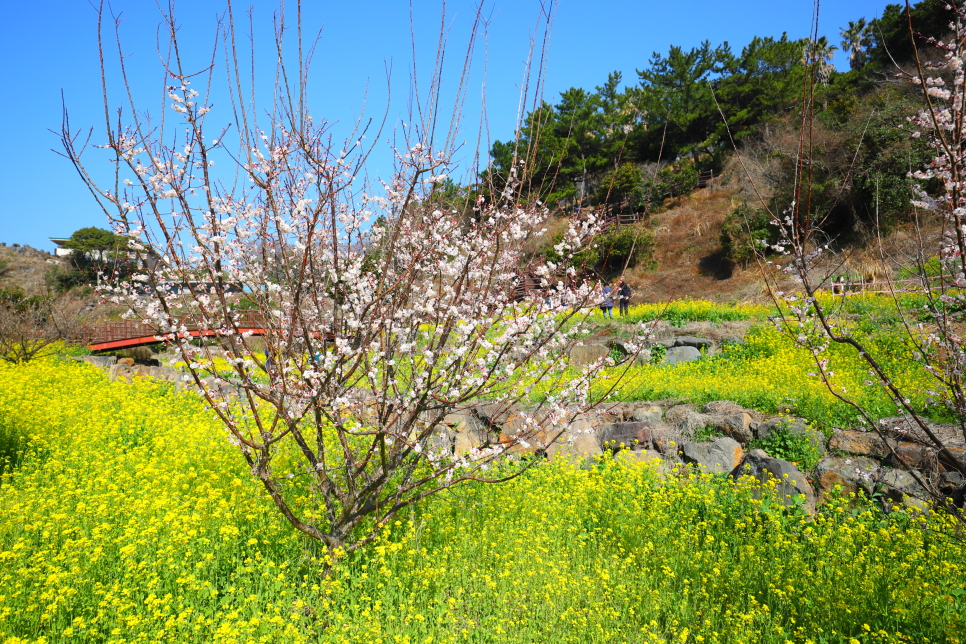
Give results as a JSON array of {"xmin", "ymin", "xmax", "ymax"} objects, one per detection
[{"xmin": 75, "ymin": 312, "xmax": 267, "ymax": 352}]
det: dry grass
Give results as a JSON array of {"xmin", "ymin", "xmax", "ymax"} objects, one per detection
[{"xmin": 628, "ymin": 185, "xmax": 769, "ymax": 303}]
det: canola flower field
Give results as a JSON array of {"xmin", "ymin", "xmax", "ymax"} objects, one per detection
[
  {"xmin": 538, "ymin": 295, "xmax": 938, "ymax": 429},
  {"xmin": 1, "ymin": 357, "xmax": 965, "ymax": 643}
]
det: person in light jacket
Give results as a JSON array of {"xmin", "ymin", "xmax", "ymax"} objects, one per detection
[{"xmin": 600, "ymin": 283, "xmax": 614, "ymax": 319}]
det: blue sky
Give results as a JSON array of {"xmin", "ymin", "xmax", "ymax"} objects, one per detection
[{"xmin": 1, "ymin": 0, "xmax": 889, "ymax": 251}]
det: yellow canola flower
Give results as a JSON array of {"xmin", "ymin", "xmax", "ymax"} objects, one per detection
[{"xmin": 0, "ymin": 355, "xmax": 961, "ymax": 643}]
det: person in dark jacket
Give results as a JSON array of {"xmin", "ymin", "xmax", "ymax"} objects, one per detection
[{"xmin": 617, "ymin": 278, "xmax": 632, "ymax": 317}]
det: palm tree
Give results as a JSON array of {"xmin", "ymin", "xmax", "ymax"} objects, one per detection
[
  {"xmin": 840, "ymin": 18, "xmax": 872, "ymax": 71},
  {"xmin": 804, "ymin": 37, "xmax": 837, "ymax": 86}
]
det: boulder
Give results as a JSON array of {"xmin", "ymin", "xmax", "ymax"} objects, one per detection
[
  {"xmin": 604, "ymin": 339, "xmax": 652, "ymax": 366},
  {"xmin": 703, "ymin": 400, "xmax": 749, "ymax": 416},
  {"xmin": 677, "ymin": 411, "xmax": 713, "ymax": 436},
  {"xmin": 939, "ymin": 448, "xmax": 966, "ymax": 473},
  {"xmin": 664, "ymin": 404, "xmax": 696, "ymax": 425},
  {"xmin": 813, "ymin": 456, "xmax": 879, "ymax": 499},
  {"xmin": 649, "ymin": 423, "xmax": 683, "ymax": 457},
  {"xmin": 828, "ymin": 430, "xmax": 890, "ymax": 459},
  {"xmin": 454, "ymin": 427, "xmax": 486, "ymax": 456},
  {"xmin": 450, "ymin": 413, "xmax": 489, "ymax": 456},
  {"xmin": 443, "ymin": 410, "xmax": 472, "ymax": 428},
  {"xmin": 472, "ymin": 403, "xmax": 514, "ymax": 429},
  {"xmin": 713, "ymin": 413, "xmax": 755, "ymax": 444},
  {"xmin": 939, "ymin": 471, "xmax": 965, "ymax": 501},
  {"xmin": 429, "ymin": 426, "xmax": 456, "ymax": 454},
  {"xmin": 110, "ymin": 363, "xmax": 181, "ymax": 383},
  {"xmin": 547, "ymin": 416, "xmax": 602, "ymax": 462},
  {"xmin": 730, "ymin": 449, "xmax": 815, "ymax": 510},
  {"xmin": 597, "ymin": 402, "xmax": 637, "ymax": 423},
  {"xmin": 570, "ymin": 344, "xmax": 610, "ymax": 365},
  {"xmin": 879, "ymin": 467, "xmax": 931, "ymax": 509},
  {"xmin": 888, "ymin": 443, "xmax": 940, "ymax": 472},
  {"xmin": 632, "ymin": 405, "xmax": 663, "ymax": 425},
  {"xmin": 498, "ymin": 412, "xmax": 547, "ymax": 454},
  {"xmin": 71, "ymin": 355, "xmax": 117, "ymax": 369},
  {"xmin": 679, "ymin": 437, "xmax": 743, "ymax": 473},
  {"xmin": 663, "ymin": 346, "xmax": 701, "ymax": 365},
  {"xmin": 599, "ymin": 422, "xmax": 653, "ymax": 452},
  {"xmin": 673, "ymin": 336, "xmax": 712, "ymax": 350},
  {"xmin": 757, "ymin": 418, "xmax": 826, "ymax": 455}
]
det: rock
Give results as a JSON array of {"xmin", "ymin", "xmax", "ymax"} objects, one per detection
[
  {"xmin": 813, "ymin": 456, "xmax": 879, "ymax": 498},
  {"xmin": 677, "ymin": 411, "xmax": 713, "ymax": 436},
  {"xmin": 472, "ymin": 403, "xmax": 513, "ymax": 428},
  {"xmin": 939, "ymin": 471, "xmax": 965, "ymax": 503},
  {"xmin": 939, "ymin": 448, "xmax": 966, "ymax": 473},
  {"xmin": 679, "ymin": 437, "xmax": 743, "ymax": 473},
  {"xmin": 498, "ymin": 412, "xmax": 547, "ymax": 454},
  {"xmin": 757, "ymin": 418, "xmax": 826, "ymax": 455},
  {"xmin": 730, "ymin": 449, "xmax": 815, "ymax": 510},
  {"xmin": 606, "ymin": 339, "xmax": 633, "ymax": 357},
  {"xmin": 429, "ymin": 427, "xmax": 456, "ymax": 453},
  {"xmin": 703, "ymin": 400, "xmax": 748, "ymax": 416},
  {"xmin": 721, "ymin": 335, "xmax": 744, "ymax": 345},
  {"xmin": 664, "ymin": 404, "xmax": 695, "ymax": 425},
  {"xmin": 673, "ymin": 336, "xmax": 712, "ymax": 350},
  {"xmin": 570, "ymin": 344, "xmax": 610, "ymax": 365},
  {"xmin": 663, "ymin": 346, "xmax": 701, "ymax": 365},
  {"xmin": 598, "ymin": 402, "xmax": 638, "ymax": 422},
  {"xmin": 443, "ymin": 411, "xmax": 471, "ymax": 427},
  {"xmin": 150, "ymin": 366, "xmax": 181, "ymax": 383},
  {"xmin": 449, "ymin": 412, "xmax": 489, "ymax": 456},
  {"xmin": 599, "ymin": 422, "xmax": 653, "ymax": 451},
  {"xmin": 888, "ymin": 443, "xmax": 940, "ymax": 472},
  {"xmin": 879, "ymin": 467, "xmax": 931, "ymax": 509},
  {"xmin": 632, "ymin": 405, "xmax": 663, "ymax": 424},
  {"xmin": 547, "ymin": 416, "xmax": 602, "ymax": 462},
  {"xmin": 714, "ymin": 413, "xmax": 755, "ymax": 444},
  {"xmin": 71, "ymin": 355, "xmax": 117, "ymax": 369},
  {"xmin": 829, "ymin": 430, "xmax": 890, "ymax": 459},
  {"xmin": 649, "ymin": 423, "xmax": 683, "ymax": 457},
  {"xmin": 454, "ymin": 427, "xmax": 486, "ymax": 455},
  {"xmin": 110, "ymin": 363, "xmax": 182, "ymax": 384}
]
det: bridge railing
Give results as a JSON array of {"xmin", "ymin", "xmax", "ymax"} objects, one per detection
[{"xmin": 72, "ymin": 311, "xmax": 267, "ymax": 346}]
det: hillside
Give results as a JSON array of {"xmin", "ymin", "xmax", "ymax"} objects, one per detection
[{"xmin": 0, "ymin": 244, "xmax": 63, "ymax": 295}]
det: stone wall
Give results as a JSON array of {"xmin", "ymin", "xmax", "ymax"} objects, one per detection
[{"xmin": 68, "ymin": 354, "xmax": 962, "ymax": 512}]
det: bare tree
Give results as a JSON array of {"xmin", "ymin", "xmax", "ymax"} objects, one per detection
[
  {"xmin": 60, "ymin": 1, "xmax": 643, "ymax": 554},
  {"xmin": 0, "ymin": 290, "xmax": 86, "ymax": 364}
]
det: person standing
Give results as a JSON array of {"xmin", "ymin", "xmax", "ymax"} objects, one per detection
[
  {"xmin": 618, "ymin": 278, "xmax": 632, "ymax": 317},
  {"xmin": 600, "ymin": 283, "xmax": 614, "ymax": 319}
]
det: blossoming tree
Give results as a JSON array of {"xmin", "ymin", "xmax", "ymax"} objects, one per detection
[
  {"xmin": 61, "ymin": 1, "xmax": 642, "ymax": 552},
  {"xmin": 747, "ymin": 2, "xmax": 966, "ymax": 514}
]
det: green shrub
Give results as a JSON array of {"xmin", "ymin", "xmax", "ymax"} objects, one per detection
[
  {"xmin": 544, "ymin": 223, "xmax": 654, "ymax": 273},
  {"xmin": 596, "ymin": 163, "xmax": 647, "ymax": 213},
  {"xmin": 720, "ymin": 203, "xmax": 777, "ymax": 264},
  {"xmin": 644, "ymin": 161, "xmax": 699, "ymax": 208},
  {"xmin": 694, "ymin": 424, "xmax": 723, "ymax": 442},
  {"xmin": 749, "ymin": 424, "xmax": 822, "ymax": 470}
]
